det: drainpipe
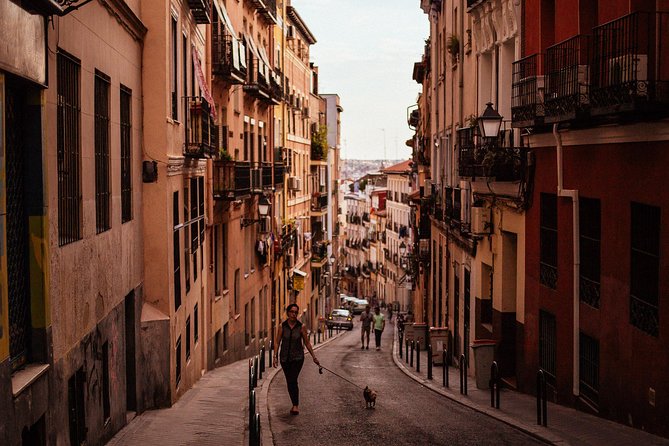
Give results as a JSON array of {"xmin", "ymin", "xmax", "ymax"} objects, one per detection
[{"xmin": 553, "ymin": 124, "xmax": 580, "ymax": 397}]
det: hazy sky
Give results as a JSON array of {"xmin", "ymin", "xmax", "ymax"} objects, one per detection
[{"xmin": 291, "ymin": 0, "xmax": 428, "ymax": 160}]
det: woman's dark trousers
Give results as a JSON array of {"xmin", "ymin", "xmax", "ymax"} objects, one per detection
[
  {"xmin": 281, "ymin": 359, "xmax": 304, "ymax": 405},
  {"xmin": 374, "ymin": 329, "xmax": 382, "ymax": 348}
]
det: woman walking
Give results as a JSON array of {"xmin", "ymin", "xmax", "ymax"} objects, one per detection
[{"xmin": 273, "ymin": 303, "xmax": 320, "ymax": 415}]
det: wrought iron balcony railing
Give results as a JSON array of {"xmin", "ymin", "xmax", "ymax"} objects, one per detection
[
  {"xmin": 212, "ymin": 160, "xmax": 256, "ymax": 200},
  {"xmin": 249, "ymin": 0, "xmax": 277, "ymax": 23},
  {"xmin": 244, "ymin": 58, "xmax": 272, "ymax": 102},
  {"xmin": 184, "ymin": 97, "xmax": 217, "ymax": 158},
  {"xmin": 544, "ymin": 35, "xmax": 591, "ymax": 123},
  {"xmin": 458, "ymin": 124, "xmax": 527, "ymax": 182},
  {"xmin": 188, "ymin": 0, "xmax": 212, "ymax": 24},
  {"xmin": 212, "ymin": 26, "xmax": 245, "ymax": 84},
  {"xmin": 511, "ymin": 53, "xmax": 544, "ymax": 128},
  {"xmin": 274, "ymin": 162, "xmax": 285, "ymax": 187},
  {"xmin": 590, "ymin": 11, "xmax": 669, "ymax": 117},
  {"xmin": 270, "ymin": 69, "xmax": 283, "ymax": 104},
  {"xmin": 311, "ymin": 193, "xmax": 328, "ymax": 213}
]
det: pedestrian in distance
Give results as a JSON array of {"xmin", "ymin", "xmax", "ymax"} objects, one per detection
[
  {"xmin": 360, "ymin": 305, "xmax": 373, "ymax": 349},
  {"xmin": 372, "ymin": 306, "xmax": 385, "ymax": 350},
  {"xmin": 273, "ymin": 303, "xmax": 320, "ymax": 415}
]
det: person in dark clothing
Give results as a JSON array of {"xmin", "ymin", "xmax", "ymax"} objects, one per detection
[{"xmin": 273, "ymin": 303, "xmax": 320, "ymax": 415}]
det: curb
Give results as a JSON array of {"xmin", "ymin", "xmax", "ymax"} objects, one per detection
[
  {"xmin": 390, "ymin": 330, "xmax": 563, "ymax": 445},
  {"xmin": 258, "ymin": 329, "xmax": 349, "ymax": 446}
]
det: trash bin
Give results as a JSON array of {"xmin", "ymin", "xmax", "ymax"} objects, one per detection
[
  {"xmin": 429, "ymin": 327, "xmax": 450, "ymax": 365},
  {"xmin": 471, "ymin": 339, "xmax": 496, "ymax": 389},
  {"xmin": 413, "ymin": 323, "xmax": 428, "ymax": 349}
]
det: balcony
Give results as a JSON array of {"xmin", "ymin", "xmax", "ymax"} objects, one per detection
[
  {"xmin": 213, "ymin": 160, "xmax": 255, "ymax": 199},
  {"xmin": 511, "ymin": 53, "xmax": 544, "ymax": 128},
  {"xmin": 311, "ymin": 242, "xmax": 328, "ymax": 268},
  {"xmin": 188, "ymin": 0, "xmax": 212, "ymax": 24},
  {"xmin": 590, "ymin": 12, "xmax": 669, "ymax": 117},
  {"xmin": 274, "ymin": 162, "xmax": 285, "ymax": 188},
  {"xmin": 270, "ymin": 69, "xmax": 283, "ymax": 104},
  {"xmin": 458, "ymin": 124, "xmax": 526, "ymax": 182},
  {"xmin": 184, "ymin": 97, "xmax": 217, "ymax": 158},
  {"xmin": 244, "ymin": 58, "xmax": 271, "ymax": 102},
  {"xmin": 249, "ymin": 0, "xmax": 277, "ymax": 23},
  {"xmin": 212, "ymin": 27, "xmax": 245, "ymax": 84},
  {"xmin": 544, "ymin": 35, "xmax": 591, "ymax": 123},
  {"xmin": 311, "ymin": 192, "xmax": 328, "ymax": 214}
]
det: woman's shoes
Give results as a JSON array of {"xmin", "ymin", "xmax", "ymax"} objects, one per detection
[{"xmin": 290, "ymin": 407, "xmax": 300, "ymax": 415}]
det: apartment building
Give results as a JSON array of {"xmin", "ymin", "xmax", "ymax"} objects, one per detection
[
  {"xmin": 1, "ymin": 0, "xmax": 146, "ymax": 444},
  {"xmin": 515, "ymin": 0, "xmax": 669, "ymax": 436}
]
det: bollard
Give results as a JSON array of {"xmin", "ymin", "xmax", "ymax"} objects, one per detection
[
  {"xmin": 399, "ymin": 331, "xmax": 403, "ymax": 358},
  {"xmin": 253, "ymin": 413, "xmax": 261, "ymax": 446},
  {"xmin": 405, "ymin": 339, "xmax": 409, "ymax": 364},
  {"xmin": 460, "ymin": 354, "xmax": 468, "ymax": 395},
  {"xmin": 416, "ymin": 341, "xmax": 421, "ymax": 373},
  {"xmin": 260, "ymin": 344, "xmax": 265, "ymax": 373},
  {"xmin": 318, "ymin": 330, "xmax": 321, "ymax": 344},
  {"xmin": 258, "ymin": 353, "xmax": 263, "ymax": 381},
  {"xmin": 249, "ymin": 389, "xmax": 256, "ymax": 437},
  {"xmin": 427, "ymin": 344, "xmax": 433, "ymax": 380},
  {"xmin": 443, "ymin": 349, "xmax": 449, "ymax": 387},
  {"xmin": 537, "ymin": 370, "xmax": 547, "ymax": 426},
  {"xmin": 490, "ymin": 361, "xmax": 500, "ymax": 409},
  {"xmin": 268, "ymin": 340, "xmax": 273, "ymax": 368},
  {"xmin": 249, "ymin": 360, "xmax": 254, "ymax": 390},
  {"xmin": 410, "ymin": 341, "xmax": 414, "ymax": 367},
  {"xmin": 253, "ymin": 356, "xmax": 258, "ymax": 388}
]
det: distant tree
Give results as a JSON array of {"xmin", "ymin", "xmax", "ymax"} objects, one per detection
[{"xmin": 311, "ymin": 124, "xmax": 328, "ymax": 160}]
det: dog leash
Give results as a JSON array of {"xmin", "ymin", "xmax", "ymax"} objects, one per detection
[{"xmin": 318, "ymin": 364, "xmax": 366, "ymax": 391}]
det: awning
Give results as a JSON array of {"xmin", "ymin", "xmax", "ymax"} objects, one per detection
[
  {"xmin": 293, "ymin": 268, "xmax": 307, "ymax": 277},
  {"xmin": 244, "ymin": 33, "xmax": 268, "ymax": 80},
  {"xmin": 213, "ymin": 0, "xmax": 237, "ymax": 37}
]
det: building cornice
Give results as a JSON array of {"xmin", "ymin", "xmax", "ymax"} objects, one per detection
[
  {"xmin": 98, "ymin": 0, "xmax": 147, "ymax": 42},
  {"xmin": 286, "ymin": 6, "xmax": 316, "ymax": 44}
]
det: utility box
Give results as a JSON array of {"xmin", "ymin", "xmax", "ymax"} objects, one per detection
[
  {"xmin": 471, "ymin": 339, "xmax": 497, "ymax": 389},
  {"xmin": 413, "ymin": 323, "xmax": 428, "ymax": 349},
  {"xmin": 429, "ymin": 327, "xmax": 450, "ymax": 365}
]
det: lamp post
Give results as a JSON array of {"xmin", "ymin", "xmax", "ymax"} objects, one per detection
[
  {"xmin": 478, "ymin": 102, "xmax": 503, "ymax": 139},
  {"xmin": 241, "ymin": 196, "xmax": 271, "ymax": 228}
]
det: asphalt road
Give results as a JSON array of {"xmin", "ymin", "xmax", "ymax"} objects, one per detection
[{"xmin": 268, "ymin": 317, "xmax": 543, "ymax": 446}]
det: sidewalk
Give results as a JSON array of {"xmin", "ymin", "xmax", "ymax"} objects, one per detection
[
  {"xmin": 106, "ymin": 329, "xmax": 341, "ymax": 446},
  {"xmin": 392, "ymin": 328, "xmax": 669, "ymax": 446}
]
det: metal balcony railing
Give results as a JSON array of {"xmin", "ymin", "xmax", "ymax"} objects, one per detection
[
  {"xmin": 234, "ymin": 161, "xmax": 251, "ymax": 198},
  {"xmin": 544, "ymin": 35, "xmax": 591, "ymax": 123},
  {"xmin": 261, "ymin": 162, "xmax": 273, "ymax": 190},
  {"xmin": 590, "ymin": 11, "xmax": 669, "ymax": 116},
  {"xmin": 457, "ymin": 127, "xmax": 484, "ymax": 178},
  {"xmin": 249, "ymin": 0, "xmax": 277, "ymax": 23},
  {"xmin": 212, "ymin": 26, "xmax": 245, "ymax": 84},
  {"xmin": 188, "ymin": 0, "xmax": 212, "ymax": 24},
  {"xmin": 184, "ymin": 97, "xmax": 217, "ymax": 158},
  {"xmin": 311, "ymin": 193, "xmax": 328, "ymax": 212},
  {"xmin": 244, "ymin": 58, "xmax": 271, "ymax": 101},
  {"xmin": 274, "ymin": 162, "xmax": 285, "ymax": 188},
  {"xmin": 511, "ymin": 53, "xmax": 544, "ymax": 128},
  {"xmin": 458, "ymin": 123, "xmax": 526, "ymax": 182}
]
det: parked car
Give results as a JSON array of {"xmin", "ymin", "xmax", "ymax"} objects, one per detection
[
  {"xmin": 351, "ymin": 298, "xmax": 369, "ymax": 314},
  {"xmin": 326, "ymin": 309, "xmax": 353, "ymax": 330}
]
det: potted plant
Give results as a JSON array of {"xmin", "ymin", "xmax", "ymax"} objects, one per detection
[{"xmin": 446, "ymin": 34, "xmax": 460, "ymax": 64}]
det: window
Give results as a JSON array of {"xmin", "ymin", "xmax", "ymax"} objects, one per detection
[
  {"xmin": 251, "ymin": 296, "xmax": 256, "ymax": 339},
  {"xmin": 540, "ymin": 193, "xmax": 558, "ymax": 289},
  {"xmin": 234, "ymin": 269, "xmax": 240, "ymax": 314},
  {"xmin": 94, "ymin": 70, "xmax": 111, "ymax": 233},
  {"xmin": 245, "ymin": 302, "xmax": 250, "ymax": 345},
  {"xmin": 120, "ymin": 85, "xmax": 132, "ymax": 222},
  {"xmin": 630, "ymin": 202, "xmax": 660, "ymax": 337},
  {"xmin": 223, "ymin": 322, "xmax": 229, "ymax": 351},
  {"xmin": 173, "ymin": 192, "xmax": 182, "ymax": 310},
  {"xmin": 580, "ymin": 198, "xmax": 600, "ymax": 308},
  {"xmin": 215, "ymin": 329, "xmax": 221, "ymax": 361},
  {"xmin": 186, "ymin": 316, "xmax": 191, "ymax": 360},
  {"xmin": 539, "ymin": 310, "xmax": 556, "ymax": 384},
  {"xmin": 57, "ymin": 50, "xmax": 82, "ymax": 246},
  {"xmin": 102, "ymin": 342, "xmax": 110, "ymax": 422},
  {"xmin": 171, "ymin": 16, "xmax": 178, "ymax": 120},
  {"xmin": 176, "ymin": 336, "xmax": 182, "ymax": 385},
  {"xmin": 194, "ymin": 304, "xmax": 199, "ymax": 344},
  {"xmin": 579, "ymin": 332, "xmax": 599, "ymax": 405},
  {"xmin": 184, "ymin": 185, "xmax": 191, "ymax": 293},
  {"xmin": 214, "ymin": 225, "xmax": 221, "ymax": 295}
]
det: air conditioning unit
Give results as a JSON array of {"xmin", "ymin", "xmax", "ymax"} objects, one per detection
[
  {"xmin": 250, "ymin": 167, "xmax": 262, "ymax": 193},
  {"xmin": 471, "ymin": 206, "xmax": 491, "ymax": 234},
  {"xmin": 287, "ymin": 25, "xmax": 295, "ymax": 40},
  {"xmin": 259, "ymin": 216, "xmax": 271, "ymax": 233},
  {"xmin": 285, "ymin": 253, "xmax": 294, "ymax": 268},
  {"xmin": 288, "ymin": 176, "xmax": 302, "ymax": 191},
  {"xmin": 607, "ymin": 54, "xmax": 647, "ymax": 93}
]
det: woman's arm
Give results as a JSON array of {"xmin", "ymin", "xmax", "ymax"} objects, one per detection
[
  {"xmin": 273, "ymin": 325, "xmax": 282, "ymax": 367},
  {"xmin": 301, "ymin": 326, "xmax": 320, "ymax": 365}
]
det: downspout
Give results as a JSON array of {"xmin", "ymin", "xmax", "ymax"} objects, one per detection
[{"xmin": 553, "ymin": 124, "xmax": 580, "ymax": 397}]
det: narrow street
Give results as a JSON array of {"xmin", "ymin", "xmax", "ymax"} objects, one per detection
[{"xmin": 268, "ymin": 317, "xmax": 542, "ymax": 446}]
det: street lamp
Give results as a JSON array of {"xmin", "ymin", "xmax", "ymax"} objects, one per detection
[
  {"xmin": 241, "ymin": 196, "xmax": 271, "ymax": 227},
  {"xmin": 478, "ymin": 102, "xmax": 503, "ymax": 139},
  {"xmin": 329, "ymin": 254, "xmax": 336, "ymax": 265},
  {"xmin": 399, "ymin": 241, "xmax": 407, "ymax": 257}
]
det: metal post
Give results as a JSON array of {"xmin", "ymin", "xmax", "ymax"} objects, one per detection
[
  {"xmin": 410, "ymin": 340, "xmax": 414, "ymax": 367},
  {"xmin": 405, "ymin": 339, "xmax": 409, "ymax": 364},
  {"xmin": 416, "ymin": 341, "xmax": 421, "ymax": 373},
  {"xmin": 253, "ymin": 413, "xmax": 261, "ymax": 446},
  {"xmin": 260, "ymin": 345, "xmax": 265, "ymax": 374},
  {"xmin": 460, "ymin": 354, "xmax": 468, "ymax": 395},
  {"xmin": 249, "ymin": 389, "xmax": 256, "ymax": 441},
  {"xmin": 399, "ymin": 331, "xmax": 403, "ymax": 358},
  {"xmin": 318, "ymin": 330, "xmax": 321, "ymax": 344},
  {"xmin": 537, "ymin": 370, "xmax": 547, "ymax": 426},
  {"xmin": 249, "ymin": 360, "xmax": 254, "ymax": 390},
  {"xmin": 253, "ymin": 356, "xmax": 258, "ymax": 388},
  {"xmin": 268, "ymin": 340, "xmax": 273, "ymax": 368},
  {"xmin": 443, "ymin": 349, "xmax": 449, "ymax": 387},
  {"xmin": 490, "ymin": 361, "xmax": 500, "ymax": 409},
  {"xmin": 427, "ymin": 343, "xmax": 433, "ymax": 380}
]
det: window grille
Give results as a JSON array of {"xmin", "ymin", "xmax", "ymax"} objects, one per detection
[
  {"xmin": 580, "ymin": 198, "xmax": 601, "ymax": 308},
  {"xmin": 173, "ymin": 192, "xmax": 182, "ymax": 310},
  {"xmin": 57, "ymin": 51, "xmax": 82, "ymax": 246},
  {"xmin": 540, "ymin": 193, "xmax": 558, "ymax": 289},
  {"xmin": 579, "ymin": 332, "xmax": 599, "ymax": 404},
  {"xmin": 95, "ymin": 70, "xmax": 111, "ymax": 233},
  {"xmin": 630, "ymin": 202, "xmax": 660, "ymax": 337},
  {"xmin": 539, "ymin": 310, "xmax": 557, "ymax": 383}
]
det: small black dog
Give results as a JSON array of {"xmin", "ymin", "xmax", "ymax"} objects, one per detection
[{"xmin": 363, "ymin": 386, "xmax": 377, "ymax": 409}]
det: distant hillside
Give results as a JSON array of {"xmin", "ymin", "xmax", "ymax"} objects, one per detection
[{"xmin": 340, "ymin": 159, "xmax": 405, "ymax": 181}]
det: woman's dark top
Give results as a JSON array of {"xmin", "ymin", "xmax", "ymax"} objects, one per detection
[{"xmin": 280, "ymin": 320, "xmax": 304, "ymax": 363}]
